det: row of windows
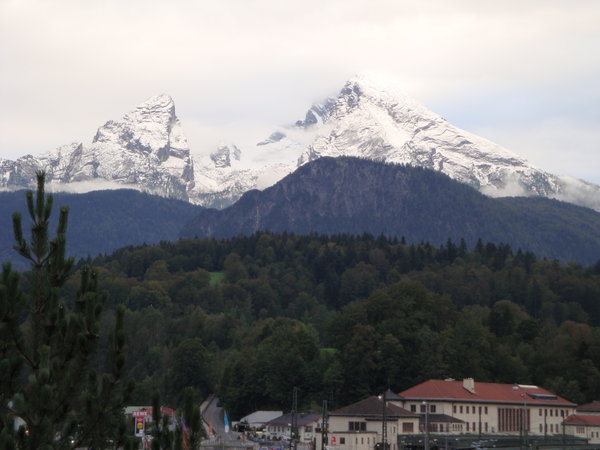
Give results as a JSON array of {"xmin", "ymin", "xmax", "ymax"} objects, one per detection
[
  {"xmin": 337, "ymin": 437, "xmax": 396, "ymax": 450},
  {"xmin": 453, "ymin": 405, "xmax": 489, "ymax": 415},
  {"xmin": 349, "ymin": 421, "xmax": 367, "ymax": 431},
  {"xmin": 410, "ymin": 404, "xmax": 490, "ymax": 415},
  {"xmin": 410, "ymin": 405, "xmax": 438, "ymax": 413},
  {"xmin": 539, "ymin": 408, "xmax": 569, "ymax": 417},
  {"xmin": 408, "ymin": 404, "xmax": 572, "ymax": 419},
  {"xmin": 498, "ymin": 408, "xmax": 529, "ymax": 432},
  {"xmin": 539, "ymin": 423, "xmax": 561, "ymax": 433}
]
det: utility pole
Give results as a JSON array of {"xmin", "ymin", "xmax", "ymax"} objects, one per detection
[
  {"xmin": 291, "ymin": 387, "xmax": 299, "ymax": 450},
  {"xmin": 321, "ymin": 400, "xmax": 329, "ymax": 450},
  {"xmin": 381, "ymin": 392, "xmax": 388, "ymax": 450},
  {"xmin": 423, "ymin": 401, "xmax": 430, "ymax": 450}
]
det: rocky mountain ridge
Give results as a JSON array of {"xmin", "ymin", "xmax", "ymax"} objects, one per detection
[
  {"xmin": 1, "ymin": 76, "xmax": 599, "ymax": 210},
  {"xmin": 0, "ymin": 94, "xmax": 194, "ymax": 201}
]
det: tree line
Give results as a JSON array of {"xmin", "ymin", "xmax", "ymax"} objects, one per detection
[{"xmin": 77, "ymin": 232, "xmax": 600, "ymax": 418}]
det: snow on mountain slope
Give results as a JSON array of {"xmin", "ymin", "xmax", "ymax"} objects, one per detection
[
  {"xmin": 1, "ymin": 76, "xmax": 598, "ymax": 211},
  {"xmin": 0, "ymin": 94, "xmax": 194, "ymax": 201},
  {"xmin": 295, "ymin": 75, "xmax": 562, "ymax": 199}
]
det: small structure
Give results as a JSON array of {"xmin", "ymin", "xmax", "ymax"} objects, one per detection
[
  {"xmin": 564, "ymin": 414, "xmax": 600, "ymax": 444},
  {"xmin": 238, "ymin": 410, "xmax": 283, "ymax": 431},
  {"xmin": 264, "ymin": 412, "xmax": 321, "ymax": 443},
  {"xmin": 327, "ymin": 395, "xmax": 419, "ymax": 450}
]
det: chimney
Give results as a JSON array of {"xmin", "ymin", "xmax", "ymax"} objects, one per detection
[{"xmin": 463, "ymin": 378, "xmax": 476, "ymax": 394}]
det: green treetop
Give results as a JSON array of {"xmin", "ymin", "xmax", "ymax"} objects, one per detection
[{"xmin": 0, "ymin": 172, "xmax": 133, "ymax": 450}]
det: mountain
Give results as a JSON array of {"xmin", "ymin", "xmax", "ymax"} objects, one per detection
[
  {"xmin": 180, "ymin": 157, "xmax": 600, "ymax": 265},
  {"xmin": 2, "ymin": 76, "xmax": 599, "ymax": 211},
  {"xmin": 185, "ymin": 74, "xmax": 600, "ymax": 210},
  {"xmin": 0, "ymin": 95, "xmax": 194, "ymax": 201},
  {"xmin": 0, "ymin": 189, "xmax": 202, "ymax": 268}
]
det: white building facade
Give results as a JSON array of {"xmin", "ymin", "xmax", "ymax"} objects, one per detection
[{"xmin": 395, "ymin": 378, "xmax": 576, "ymax": 437}]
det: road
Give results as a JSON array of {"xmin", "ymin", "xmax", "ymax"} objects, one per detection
[{"xmin": 202, "ymin": 395, "xmax": 242, "ymax": 443}]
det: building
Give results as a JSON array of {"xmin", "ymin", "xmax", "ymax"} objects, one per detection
[
  {"xmin": 264, "ymin": 412, "xmax": 321, "ymax": 444},
  {"xmin": 564, "ymin": 414, "xmax": 600, "ymax": 444},
  {"xmin": 394, "ymin": 378, "xmax": 576, "ymax": 438},
  {"xmin": 237, "ymin": 410, "xmax": 283, "ymax": 431},
  {"xmin": 327, "ymin": 393, "xmax": 419, "ymax": 450},
  {"xmin": 563, "ymin": 400, "xmax": 600, "ymax": 444},
  {"xmin": 575, "ymin": 401, "xmax": 600, "ymax": 415}
]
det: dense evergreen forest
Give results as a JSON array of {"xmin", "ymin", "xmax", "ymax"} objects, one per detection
[
  {"xmin": 49, "ymin": 233, "xmax": 600, "ymax": 418},
  {"xmin": 0, "ymin": 189, "xmax": 202, "ymax": 268}
]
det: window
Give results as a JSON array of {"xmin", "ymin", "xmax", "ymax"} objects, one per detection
[
  {"xmin": 411, "ymin": 405, "xmax": 416, "ymax": 412},
  {"xmin": 305, "ymin": 426, "xmax": 312, "ymax": 433},
  {"xmin": 453, "ymin": 405, "xmax": 457, "ymax": 414},
  {"xmin": 539, "ymin": 424, "xmax": 542, "ymax": 433},
  {"xmin": 420, "ymin": 404, "xmax": 426, "ymax": 413},
  {"xmin": 402, "ymin": 423, "xmax": 414, "ymax": 433},
  {"xmin": 466, "ymin": 423, "xmax": 469, "ymax": 431},
  {"xmin": 466, "ymin": 406, "xmax": 470, "ymax": 414},
  {"xmin": 349, "ymin": 422, "xmax": 366, "ymax": 431},
  {"xmin": 498, "ymin": 408, "xmax": 529, "ymax": 432},
  {"xmin": 473, "ymin": 422, "xmax": 476, "ymax": 431},
  {"xmin": 340, "ymin": 438, "xmax": 345, "ymax": 445},
  {"xmin": 485, "ymin": 407, "xmax": 488, "ymax": 414},
  {"xmin": 539, "ymin": 409, "xmax": 542, "ymax": 416},
  {"xmin": 460, "ymin": 406, "xmax": 463, "ymax": 414},
  {"xmin": 485, "ymin": 423, "xmax": 488, "ymax": 432},
  {"xmin": 577, "ymin": 426, "xmax": 585, "ymax": 434},
  {"xmin": 430, "ymin": 405, "xmax": 437, "ymax": 413},
  {"xmin": 361, "ymin": 438, "xmax": 364, "ymax": 445}
]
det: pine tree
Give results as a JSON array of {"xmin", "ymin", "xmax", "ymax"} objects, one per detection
[{"xmin": 0, "ymin": 172, "xmax": 133, "ymax": 449}]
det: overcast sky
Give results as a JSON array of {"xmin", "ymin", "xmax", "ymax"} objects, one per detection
[{"xmin": 1, "ymin": 0, "xmax": 599, "ymax": 183}]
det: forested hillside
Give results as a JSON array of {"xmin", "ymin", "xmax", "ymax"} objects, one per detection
[
  {"xmin": 0, "ymin": 189, "xmax": 202, "ymax": 267},
  {"xmin": 180, "ymin": 157, "xmax": 600, "ymax": 265},
  {"xmin": 43, "ymin": 233, "xmax": 600, "ymax": 418}
]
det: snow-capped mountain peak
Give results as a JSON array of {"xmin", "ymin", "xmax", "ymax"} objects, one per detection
[
  {"xmin": 297, "ymin": 75, "xmax": 559, "ymax": 199},
  {"xmin": 1, "ymin": 94, "xmax": 194, "ymax": 200},
  {"xmin": 1, "ymin": 77, "xmax": 599, "ymax": 212}
]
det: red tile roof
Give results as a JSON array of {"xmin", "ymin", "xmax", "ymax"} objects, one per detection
[
  {"xmin": 565, "ymin": 415, "xmax": 600, "ymax": 426},
  {"xmin": 398, "ymin": 379, "xmax": 575, "ymax": 406},
  {"xmin": 577, "ymin": 401, "xmax": 600, "ymax": 413}
]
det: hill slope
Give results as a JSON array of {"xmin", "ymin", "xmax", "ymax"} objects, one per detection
[
  {"xmin": 180, "ymin": 157, "xmax": 600, "ymax": 264},
  {"xmin": 1, "ymin": 189, "xmax": 203, "ymax": 267}
]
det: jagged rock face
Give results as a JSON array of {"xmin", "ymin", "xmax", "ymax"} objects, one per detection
[
  {"xmin": 210, "ymin": 144, "xmax": 241, "ymax": 168},
  {"xmin": 0, "ymin": 95, "xmax": 194, "ymax": 201}
]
